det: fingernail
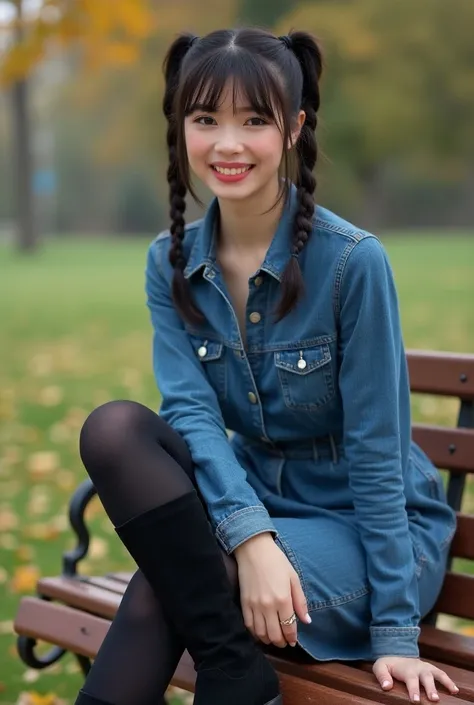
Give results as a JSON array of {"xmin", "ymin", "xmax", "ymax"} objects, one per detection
[
  {"xmin": 453, "ymin": 686, "xmax": 459, "ymax": 693},
  {"xmin": 290, "ymin": 641, "xmax": 297, "ymax": 647},
  {"xmin": 305, "ymin": 613, "xmax": 312, "ymax": 624},
  {"xmin": 431, "ymin": 694, "xmax": 439, "ymax": 701},
  {"xmin": 413, "ymin": 695, "xmax": 420, "ymax": 703},
  {"xmin": 382, "ymin": 681, "xmax": 391, "ymax": 689}
]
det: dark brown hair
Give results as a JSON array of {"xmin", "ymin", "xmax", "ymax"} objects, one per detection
[{"xmin": 162, "ymin": 28, "xmax": 323, "ymax": 324}]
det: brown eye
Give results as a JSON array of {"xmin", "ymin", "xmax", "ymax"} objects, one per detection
[
  {"xmin": 245, "ymin": 117, "xmax": 268, "ymax": 126},
  {"xmin": 195, "ymin": 116, "xmax": 216, "ymax": 126}
]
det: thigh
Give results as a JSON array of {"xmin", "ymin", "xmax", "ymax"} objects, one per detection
[
  {"xmin": 273, "ymin": 511, "xmax": 370, "ymax": 611},
  {"xmin": 273, "ymin": 511, "xmax": 373, "ymax": 660}
]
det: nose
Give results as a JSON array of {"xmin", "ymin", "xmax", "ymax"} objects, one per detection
[{"xmin": 214, "ymin": 128, "xmax": 244, "ymax": 155}]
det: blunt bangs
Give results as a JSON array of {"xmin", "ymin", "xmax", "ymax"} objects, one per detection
[{"xmin": 180, "ymin": 50, "xmax": 291, "ymax": 127}]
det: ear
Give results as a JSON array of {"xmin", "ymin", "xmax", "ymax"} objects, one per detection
[{"xmin": 287, "ymin": 110, "xmax": 306, "ymax": 149}]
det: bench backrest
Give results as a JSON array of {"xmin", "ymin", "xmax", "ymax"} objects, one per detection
[{"xmin": 407, "ymin": 350, "xmax": 474, "ymax": 626}]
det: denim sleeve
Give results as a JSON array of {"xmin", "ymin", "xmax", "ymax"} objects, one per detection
[
  {"xmin": 338, "ymin": 236, "xmax": 421, "ymax": 659},
  {"xmin": 145, "ymin": 240, "xmax": 277, "ymax": 554}
]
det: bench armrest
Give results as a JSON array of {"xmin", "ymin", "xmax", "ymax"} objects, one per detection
[{"xmin": 62, "ymin": 478, "xmax": 98, "ymax": 577}]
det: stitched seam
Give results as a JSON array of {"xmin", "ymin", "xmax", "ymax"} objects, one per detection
[
  {"xmin": 215, "ymin": 506, "xmax": 269, "ymax": 535},
  {"xmin": 333, "ymin": 234, "xmax": 380, "ymax": 323},
  {"xmin": 275, "ymin": 534, "xmax": 309, "ymax": 602},
  {"xmin": 307, "ymin": 584, "xmax": 371, "ymax": 612}
]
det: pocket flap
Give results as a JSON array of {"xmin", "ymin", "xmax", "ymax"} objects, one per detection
[
  {"xmin": 189, "ymin": 336, "xmax": 223, "ymax": 362},
  {"xmin": 275, "ymin": 344, "xmax": 331, "ymax": 375}
]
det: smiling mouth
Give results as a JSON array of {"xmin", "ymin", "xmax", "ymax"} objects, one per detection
[{"xmin": 211, "ymin": 165, "xmax": 254, "ymax": 175}]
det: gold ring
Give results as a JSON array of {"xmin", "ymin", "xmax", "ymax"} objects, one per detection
[{"xmin": 279, "ymin": 613, "xmax": 297, "ymax": 626}]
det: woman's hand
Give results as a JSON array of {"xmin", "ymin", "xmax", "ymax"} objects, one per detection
[
  {"xmin": 373, "ymin": 656, "xmax": 460, "ymax": 702},
  {"xmin": 233, "ymin": 532, "xmax": 311, "ymax": 648}
]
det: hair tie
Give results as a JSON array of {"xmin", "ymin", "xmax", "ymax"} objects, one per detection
[
  {"xmin": 279, "ymin": 35, "xmax": 293, "ymax": 50},
  {"xmin": 291, "ymin": 251, "xmax": 299, "ymax": 259}
]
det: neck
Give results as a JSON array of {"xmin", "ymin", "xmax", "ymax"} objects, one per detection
[{"xmin": 217, "ymin": 177, "xmax": 284, "ymax": 255}]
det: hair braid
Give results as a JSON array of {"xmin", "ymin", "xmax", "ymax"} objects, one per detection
[
  {"xmin": 162, "ymin": 34, "xmax": 204, "ymax": 325},
  {"xmin": 275, "ymin": 32, "xmax": 323, "ymax": 321}
]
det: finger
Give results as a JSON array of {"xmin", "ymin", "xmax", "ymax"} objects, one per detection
[
  {"xmin": 241, "ymin": 602, "xmax": 256, "ymax": 640},
  {"xmin": 278, "ymin": 600, "xmax": 298, "ymax": 647},
  {"xmin": 253, "ymin": 609, "xmax": 271, "ymax": 645},
  {"xmin": 290, "ymin": 573, "xmax": 311, "ymax": 625},
  {"xmin": 266, "ymin": 608, "xmax": 288, "ymax": 648},
  {"xmin": 405, "ymin": 676, "xmax": 421, "ymax": 703},
  {"xmin": 433, "ymin": 668, "xmax": 459, "ymax": 696},
  {"xmin": 372, "ymin": 662, "xmax": 393, "ymax": 691},
  {"xmin": 420, "ymin": 672, "xmax": 439, "ymax": 702}
]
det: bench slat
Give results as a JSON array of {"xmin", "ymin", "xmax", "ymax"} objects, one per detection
[
  {"xmin": 407, "ymin": 351, "xmax": 474, "ymax": 399},
  {"xmin": 412, "ymin": 425, "xmax": 474, "ymax": 474},
  {"xmin": 434, "ymin": 573, "xmax": 474, "ymax": 621},
  {"xmin": 14, "ymin": 598, "xmax": 384, "ymax": 705},
  {"xmin": 38, "ymin": 576, "xmax": 122, "ymax": 619},
  {"xmin": 420, "ymin": 624, "xmax": 474, "ymax": 669},
  {"xmin": 451, "ymin": 514, "xmax": 474, "ymax": 560}
]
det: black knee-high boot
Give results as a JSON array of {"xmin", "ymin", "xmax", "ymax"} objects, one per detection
[{"xmin": 115, "ymin": 490, "xmax": 281, "ymax": 705}]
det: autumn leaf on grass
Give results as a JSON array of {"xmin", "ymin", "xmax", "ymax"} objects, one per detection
[
  {"xmin": 27, "ymin": 452, "xmax": 59, "ymax": 480},
  {"xmin": 23, "ymin": 523, "xmax": 60, "ymax": 541},
  {"xmin": 89, "ymin": 537, "xmax": 108, "ymax": 560},
  {"xmin": 16, "ymin": 691, "xmax": 66, "ymax": 705},
  {"xmin": 0, "ymin": 505, "xmax": 19, "ymax": 531},
  {"xmin": 38, "ymin": 386, "xmax": 64, "ymax": 407},
  {"xmin": 10, "ymin": 565, "xmax": 40, "ymax": 594}
]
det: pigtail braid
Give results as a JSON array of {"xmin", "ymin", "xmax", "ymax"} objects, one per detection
[
  {"xmin": 275, "ymin": 32, "xmax": 323, "ymax": 321},
  {"xmin": 162, "ymin": 34, "xmax": 204, "ymax": 325}
]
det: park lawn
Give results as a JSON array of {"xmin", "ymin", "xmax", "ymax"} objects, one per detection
[{"xmin": 0, "ymin": 232, "xmax": 473, "ymax": 705}]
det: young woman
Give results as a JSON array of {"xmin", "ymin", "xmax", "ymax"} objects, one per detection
[{"xmin": 75, "ymin": 27, "xmax": 459, "ymax": 705}]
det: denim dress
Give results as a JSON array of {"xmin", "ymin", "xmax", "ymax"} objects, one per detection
[{"xmin": 145, "ymin": 185, "xmax": 457, "ymax": 662}]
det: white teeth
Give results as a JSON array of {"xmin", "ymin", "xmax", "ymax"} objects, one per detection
[{"xmin": 213, "ymin": 166, "xmax": 252, "ymax": 175}]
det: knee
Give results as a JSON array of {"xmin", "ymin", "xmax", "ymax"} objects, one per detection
[{"xmin": 79, "ymin": 400, "xmax": 151, "ymax": 473}]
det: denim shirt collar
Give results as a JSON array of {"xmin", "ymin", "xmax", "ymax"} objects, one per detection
[{"xmin": 184, "ymin": 183, "xmax": 299, "ymax": 283}]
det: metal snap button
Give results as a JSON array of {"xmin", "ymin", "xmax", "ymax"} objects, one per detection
[
  {"xmin": 249, "ymin": 312, "xmax": 261, "ymax": 324},
  {"xmin": 197, "ymin": 346, "xmax": 207, "ymax": 358},
  {"xmin": 254, "ymin": 276, "xmax": 263, "ymax": 287},
  {"xmin": 297, "ymin": 351, "xmax": 307, "ymax": 370},
  {"xmin": 248, "ymin": 392, "xmax": 257, "ymax": 404}
]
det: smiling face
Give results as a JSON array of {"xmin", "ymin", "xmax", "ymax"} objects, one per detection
[
  {"xmin": 184, "ymin": 82, "xmax": 289, "ymax": 204},
  {"xmin": 180, "ymin": 73, "xmax": 305, "ymax": 211}
]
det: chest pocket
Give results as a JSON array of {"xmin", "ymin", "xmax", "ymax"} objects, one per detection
[
  {"xmin": 189, "ymin": 335, "xmax": 227, "ymax": 402},
  {"xmin": 274, "ymin": 343, "xmax": 335, "ymax": 411}
]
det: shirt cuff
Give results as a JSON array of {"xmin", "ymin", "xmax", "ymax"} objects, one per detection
[
  {"xmin": 215, "ymin": 506, "xmax": 278, "ymax": 554},
  {"xmin": 371, "ymin": 626, "xmax": 421, "ymax": 659}
]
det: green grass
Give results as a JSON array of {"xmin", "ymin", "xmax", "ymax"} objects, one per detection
[{"xmin": 0, "ymin": 233, "xmax": 473, "ymax": 704}]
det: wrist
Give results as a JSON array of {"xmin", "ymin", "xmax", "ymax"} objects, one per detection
[{"xmin": 233, "ymin": 531, "xmax": 275, "ymax": 560}]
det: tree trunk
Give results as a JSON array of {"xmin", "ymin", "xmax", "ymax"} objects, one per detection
[{"xmin": 12, "ymin": 0, "xmax": 37, "ymax": 252}]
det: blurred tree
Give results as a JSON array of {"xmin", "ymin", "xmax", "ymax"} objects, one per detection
[
  {"xmin": 238, "ymin": 0, "xmax": 298, "ymax": 27},
  {"xmin": 277, "ymin": 0, "xmax": 474, "ymax": 227}
]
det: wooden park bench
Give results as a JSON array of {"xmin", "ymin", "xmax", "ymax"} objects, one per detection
[{"xmin": 14, "ymin": 350, "xmax": 474, "ymax": 704}]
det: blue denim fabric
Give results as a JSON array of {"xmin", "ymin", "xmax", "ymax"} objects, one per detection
[{"xmin": 145, "ymin": 184, "xmax": 456, "ymax": 660}]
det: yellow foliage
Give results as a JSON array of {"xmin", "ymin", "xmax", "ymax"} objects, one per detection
[
  {"xmin": 0, "ymin": 0, "xmax": 158, "ymax": 86},
  {"xmin": 10, "ymin": 565, "xmax": 40, "ymax": 594}
]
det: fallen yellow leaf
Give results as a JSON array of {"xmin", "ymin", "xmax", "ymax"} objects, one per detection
[
  {"xmin": 0, "ymin": 506, "xmax": 19, "ymax": 531},
  {"xmin": 16, "ymin": 691, "xmax": 66, "ymax": 705},
  {"xmin": 0, "ymin": 533, "xmax": 19, "ymax": 550},
  {"xmin": 16, "ymin": 545, "xmax": 35, "ymax": 562},
  {"xmin": 89, "ymin": 537, "xmax": 108, "ymax": 560},
  {"xmin": 38, "ymin": 386, "xmax": 64, "ymax": 407},
  {"xmin": 10, "ymin": 565, "xmax": 40, "ymax": 594},
  {"xmin": 23, "ymin": 523, "xmax": 60, "ymax": 541},
  {"xmin": 27, "ymin": 452, "xmax": 60, "ymax": 479}
]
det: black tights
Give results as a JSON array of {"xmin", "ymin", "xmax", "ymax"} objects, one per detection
[{"xmin": 78, "ymin": 400, "xmax": 238, "ymax": 705}]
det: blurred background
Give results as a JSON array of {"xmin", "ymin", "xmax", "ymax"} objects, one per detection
[{"xmin": 0, "ymin": 1, "xmax": 473, "ymax": 704}]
